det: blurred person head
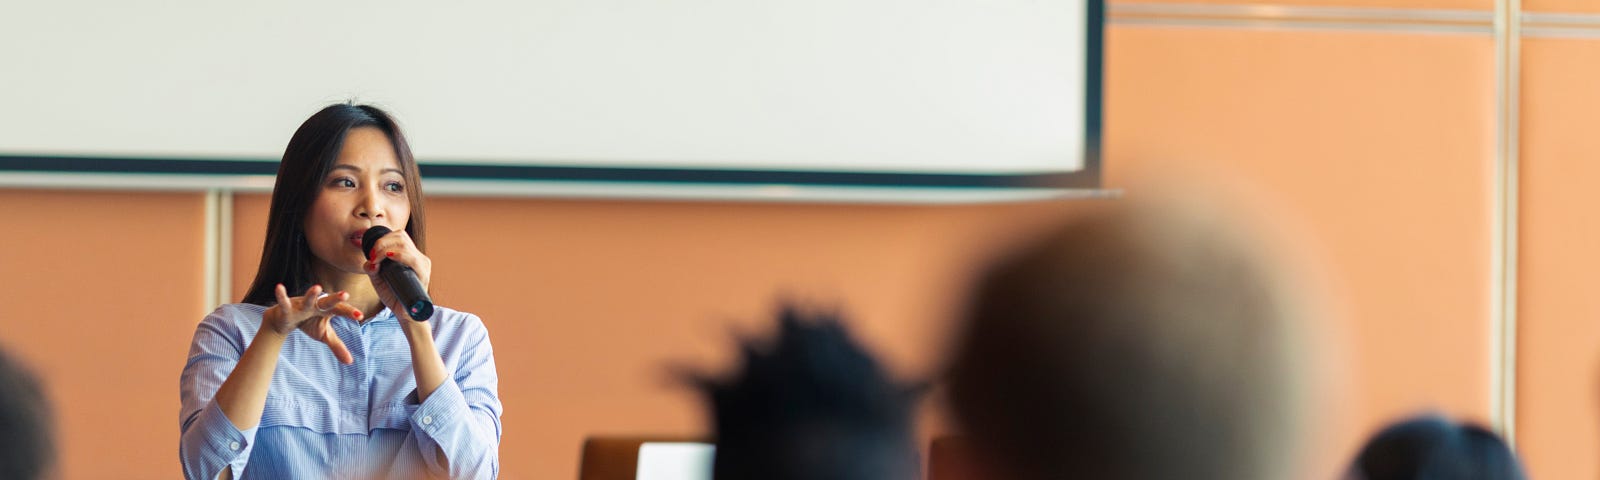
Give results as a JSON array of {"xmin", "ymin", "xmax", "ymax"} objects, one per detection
[
  {"xmin": 686, "ymin": 305, "xmax": 925, "ymax": 480},
  {"xmin": 1349, "ymin": 414, "xmax": 1525, "ymax": 480},
  {"xmin": 0, "ymin": 347, "xmax": 54, "ymax": 480},
  {"xmin": 945, "ymin": 201, "xmax": 1308, "ymax": 480},
  {"xmin": 241, "ymin": 103, "xmax": 427, "ymax": 305}
]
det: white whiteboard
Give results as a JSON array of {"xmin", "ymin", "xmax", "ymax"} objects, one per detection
[{"xmin": 1, "ymin": 0, "xmax": 1091, "ymax": 176}]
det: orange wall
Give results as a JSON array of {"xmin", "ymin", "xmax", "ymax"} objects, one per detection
[
  {"xmin": 1114, "ymin": 0, "xmax": 1490, "ymax": 9},
  {"xmin": 1104, "ymin": 24, "xmax": 1497, "ymax": 476},
  {"xmin": 1515, "ymin": 36, "xmax": 1600, "ymax": 480},
  {"xmin": 4, "ymin": 5, "xmax": 1597, "ymax": 480},
  {"xmin": 227, "ymin": 194, "xmax": 1097, "ymax": 479},
  {"xmin": 1528, "ymin": 0, "xmax": 1600, "ymax": 13},
  {"xmin": 0, "ymin": 191, "xmax": 209, "ymax": 479}
]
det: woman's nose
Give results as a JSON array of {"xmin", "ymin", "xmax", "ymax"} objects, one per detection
[{"xmin": 355, "ymin": 189, "xmax": 385, "ymax": 219}]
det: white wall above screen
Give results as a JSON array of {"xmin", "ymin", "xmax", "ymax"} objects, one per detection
[{"xmin": 0, "ymin": 0, "xmax": 1089, "ymax": 176}]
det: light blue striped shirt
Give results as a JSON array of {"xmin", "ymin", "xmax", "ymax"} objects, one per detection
[{"xmin": 179, "ymin": 303, "xmax": 502, "ymax": 479}]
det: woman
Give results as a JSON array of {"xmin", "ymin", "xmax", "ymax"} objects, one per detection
[{"xmin": 179, "ymin": 104, "xmax": 501, "ymax": 479}]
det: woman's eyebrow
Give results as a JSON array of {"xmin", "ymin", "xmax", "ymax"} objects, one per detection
[{"xmin": 329, "ymin": 165, "xmax": 404, "ymax": 175}]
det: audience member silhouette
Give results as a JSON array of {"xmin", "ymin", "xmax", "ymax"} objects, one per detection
[
  {"xmin": 689, "ymin": 305, "xmax": 924, "ymax": 480},
  {"xmin": 0, "ymin": 346, "xmax": 54, "ymax": 480},
  {"xmin": 946, "ymin": 203, "xmax": 1308, "ymax": 480},
  {"xmin": 1349, "ymin": 414, "xmax": 1526, "ymax": 480}
]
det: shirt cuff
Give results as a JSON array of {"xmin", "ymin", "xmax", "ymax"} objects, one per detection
[
  {"xmin": 411, "ymin": 377, "xmax": 468, "ymax": 436},
  {"xmin": 192, "ymin": 401, "xmax": 257, "ymax": 475}
]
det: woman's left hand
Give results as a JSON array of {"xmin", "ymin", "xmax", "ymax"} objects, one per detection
[
  {"xmin": 364, "ymin": 228, "xmax": 432, "ymax": 323},
  {"xmin": 366, "ymin": 228, "xmax": 449, "ymax": 402}
]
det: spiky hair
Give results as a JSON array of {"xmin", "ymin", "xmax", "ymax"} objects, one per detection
[{"xmin": 691, "ymin": 305, "xmax": 924, "ymax": 480}]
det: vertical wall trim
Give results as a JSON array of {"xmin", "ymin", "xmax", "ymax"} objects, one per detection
[
  {"xmin": 1491, "ymin": 0, "xmax": 1521, "ymax": 445},
  {"xmin": 217, "ymin": 190, "xmax": 233, "ymax": 308},
  {"xmin": 203, "ymin": 189, "xmax": 220, "ymax": 313},
  {"xmin": 203, "ymin": 189, "xmax": 233, "ymax": 311}
]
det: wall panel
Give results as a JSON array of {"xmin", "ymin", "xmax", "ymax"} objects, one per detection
[
  {"xmin": 0, "ymin": 190, "xmax": 207, "ymax": 479},
  {"xmin": 1524, "ymin": 0, "xmax": 1600, "ymax": 14},
  {"xmin": 1103, "ymin": 24, "xmax": 1498, "ymax": 470},
  {"xmin": 1514, "ymin": 36, "xmax": 1600, "ymax": 480},
  {"xmin": 1112, "ymin": 0, "xmax": 1492, "ymax": 12}
]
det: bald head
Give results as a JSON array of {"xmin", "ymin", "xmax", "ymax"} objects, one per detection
[{"xmin": 947, "ymin": 203, "xmax": 1306, "ymax": 480}]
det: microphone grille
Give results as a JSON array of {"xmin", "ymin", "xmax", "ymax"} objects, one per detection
[{"xmin": 361, "ymin": 226, "xmax": 393, "ymax": 258}]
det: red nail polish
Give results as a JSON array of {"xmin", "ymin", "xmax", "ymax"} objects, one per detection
[
  {"xmin": 386, "ymin": 252, "xmax": 395, "ymax": 258},
  {"xmin": 353, "ymin": 311, "xmax": 363, "ymax": 319}
]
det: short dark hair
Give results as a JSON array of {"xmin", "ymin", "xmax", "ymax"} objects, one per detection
[
  {"xmin": 946, "ymin": 204, "xmax": 1305, "ymax": 480},
  {"xmin": 688, "ymin": 305, "xmax": 924, "ymax": 480},
  {"xmin": 241, "ymin": 103, "xmax": 427, "ymax": 305},
  {"xmin": 1351, "ymin": 414, "xmax": 1526, "ymax": 480},
  {"xmin": 0, "ymin": 347, "xmax": 53, "ymax": 480}
]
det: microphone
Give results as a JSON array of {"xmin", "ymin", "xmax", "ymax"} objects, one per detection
[{"xmin": 362, "ymin": 226, "xmax": 434, "ymax": 321}]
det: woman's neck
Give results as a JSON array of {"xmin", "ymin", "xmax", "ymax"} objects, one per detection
[{"xmin": 311, "ymin": 262, "xmax": 384, "ymax": 321}]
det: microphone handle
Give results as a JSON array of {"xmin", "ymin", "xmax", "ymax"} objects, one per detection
[{"xmin": 378, "ymin": 260, "xmax": 435, "ymax": 321}]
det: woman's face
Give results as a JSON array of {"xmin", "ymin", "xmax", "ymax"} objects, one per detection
[{"xmin": 304, "ymin": 126, "xmax": 411, "ymax": 277}]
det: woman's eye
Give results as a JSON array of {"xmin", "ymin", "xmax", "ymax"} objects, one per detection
[
  {"xmin": 332, "ymin": 178, "xmax": 356, "ymax": 188},
  {"xmin": 385, "ymin": 182, "xmax": 405, "ymax": 193}
]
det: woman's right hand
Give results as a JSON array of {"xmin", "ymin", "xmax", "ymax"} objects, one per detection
[{"xmin": 263, "ymin": 283, "xmax": 362, "ymax": 364}]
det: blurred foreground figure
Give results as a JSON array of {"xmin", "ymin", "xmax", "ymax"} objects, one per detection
[
  {"xmin": 946, "ymin": 202, "xmax": 1309, "ymax": 480},
  {"xmin": 689, "ymin": 306, "xmax": 924, "ymax": 480},
  {"xmin": 0, "ymin": 347, "xmax": 54, "ymax": 480},
  {"xmin": 1349, "ymin": 414, "xmax": 1526, "ymax": 480}
]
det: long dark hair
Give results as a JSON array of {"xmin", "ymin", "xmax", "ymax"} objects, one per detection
[{"xmin": 241, "ymin": 104, "xmax": 427, "ymax": 306}]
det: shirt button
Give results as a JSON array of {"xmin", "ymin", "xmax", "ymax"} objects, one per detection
[
  {"xmin": 422, "ymin": 415, "xmax": 433, "ymax": 425},
  {"xmin": 229, "ymin": 441, "xmax": 241, "ymax": 451}
]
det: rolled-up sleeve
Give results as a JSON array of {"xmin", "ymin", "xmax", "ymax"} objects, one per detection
[
  {"xmin": 178, "ymin": 310, "xmax": 258, "ymax": 480},
  {"xmin": 410, "ymin": 315, "xmax": 503, "ymax": 479}
]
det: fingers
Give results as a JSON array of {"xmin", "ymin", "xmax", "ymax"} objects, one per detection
[
  {"xmin": 309, "ymin": 290, "xmax": 364, "ymax": 321},
  {"xmin": 328, "ymin": 301, "xmax": 364, "ymax": 321},
  {"xmin": 324, "ymin": 326, "xmax": 354, "ymax": 364},
  {"xmin": 365, "ymin": 230, "xmax": 431, "ymax": 287},
  {"xmin": 311, "ymin": 291, "xmax": 364, "ymax": 321},
  {"xmin": 274, "ymin": 284, "xmax": 362, "ymax": 361},
  {"xmin": 372, "ymin": 249, "xmax": 429, "ymax": 282},
  {"xmin": 275, "ymin": 285, "xmax": 367, "ymax": 327},
  {"xmin": 312, "ymin": 290, "xmax": 348, "ymax": 313},
  {"xmin": 305, "ymin": 318, "xmax": 355, "ymax": 365},
  {"xmin": 304, "ymin": 284, "xmax": 324, "ymax": 309},
  {"xmin": 273, "ymin": 283, "xmax": 323, "ymax": 331},
  {"xmin": 267, "ymin": 284, "xmax": 293, "ymax": 333},
  {"xmin": 365, "ymin": 230, "xmax": 416, "ymax": 263}
]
